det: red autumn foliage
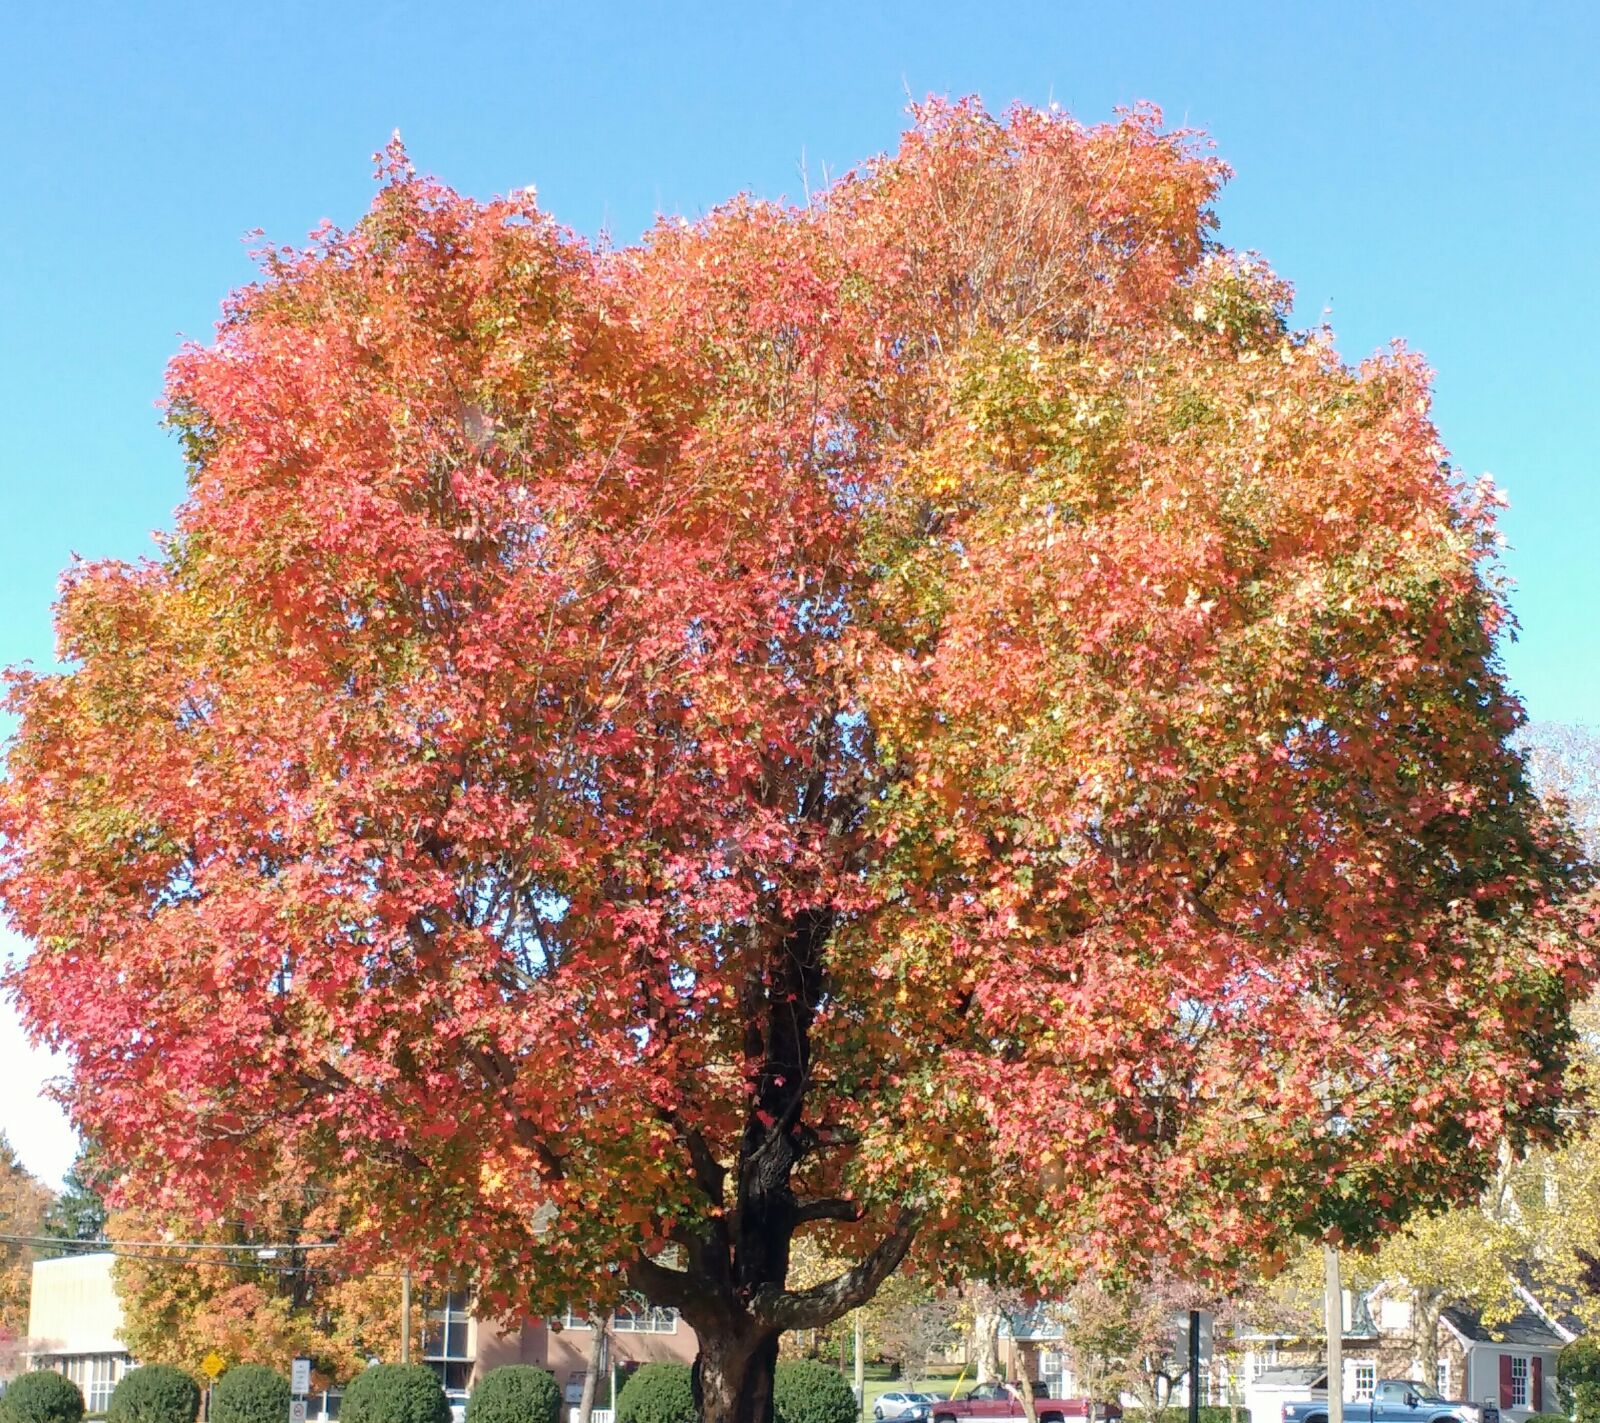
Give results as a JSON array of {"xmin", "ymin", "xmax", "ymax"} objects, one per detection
[{"xmin": 2, "ymin": 103, "xmax": 1592, "ymax": 1423}]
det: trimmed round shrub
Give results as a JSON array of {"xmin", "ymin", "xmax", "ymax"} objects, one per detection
[
  {"xmin": 773, "ymin": 1361, "xmax": 855, "ymax": 1423},
  {"xmin": 107, "ymin": 1367, "xmax": 200, "ymax": 1423},
  {"xmin": 466, "ymin": 1368, "xmax": 560, "ymax": 1423},
  {"xmin": 615, "ymin": 1365, "xmax": 695, "ymax": 1423},
  {"xmin": 2, "ymin": 1371, "xmax": 87, "ymax": 1423},
  {"xmin": 211, "ymin": 1367, "xmax": 291, "ymax": 1423},
  {"xmin": 340, "ymin": 1366, "xmax": 450, "ymax": 1423}
]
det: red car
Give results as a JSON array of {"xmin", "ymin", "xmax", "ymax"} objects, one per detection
[{"xmin": 931, "ymin": 1383, "xmax": 1123, "ymax": 1423}]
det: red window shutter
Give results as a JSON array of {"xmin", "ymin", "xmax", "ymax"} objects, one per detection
[
  {"xmin": 1500, "ymin": 1355, "xmax": 1514, "ymax": 1409},
  {"xmin": 1532, "ymin": 1357, "xmax": 1543, "ymax": 1412}
]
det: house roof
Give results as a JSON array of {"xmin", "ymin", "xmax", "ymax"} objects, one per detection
[
  {"xmin": 1510, "ymin": 1264, "xmax": 1584, "ymax": 1343},
  {"xmin": 1440, "ymin": 1305, "xmax": 1567, "ymax": 1350}
]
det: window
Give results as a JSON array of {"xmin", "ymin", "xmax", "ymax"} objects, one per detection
[
  {"xmin": 1511, "ymin": 1357, "xmax": 1529, "ymax": 1410},
  {"xmin": 1354, "ymin": 1365, "xmax": 1375, "ymax": 1401},
  {"xmin": 424, "ymin": 1291, "xmax": 474, "ymax": 1396},
  {"xmin": 60, "ymin": 1356, "xmax": 127, "ymax": 1414},
  {"xmin": 558, "ymin": 1295, "xmax": 677, "ymax": 1334},
  {"xmin": 1437, "ymin": 1363, "xmax": 1449, "ymax": 1398},
  {"xmin": 612, "ymin": 1293, "xmax": 678, "ymax": 1334}
]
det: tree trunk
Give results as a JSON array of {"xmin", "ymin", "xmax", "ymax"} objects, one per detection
[
  {"xmin": 974, "ymin": 1309, "xmax": 1002, "ymax": 1384},
  {"xmin": 1414, "ymin": 1293, "xmax": 1443, "ymax": 1385},
  {"xmin": 620, "ymin": 907, "xmax": 922, "ymax": 1423},
  {"xmin": 694, "ymin": 1329, "xmax": 780, "ymax": 1423},
  {"xmin": 578, "ymin": 1314, "xmax": 610, "ymax": 1423}
]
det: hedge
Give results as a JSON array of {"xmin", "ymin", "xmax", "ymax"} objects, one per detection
[
  {"xmin": 107, "ymin": 1368, "xmax": 200, "ymax": 1423},
  {"xmin": 1121, "ymin": 1412, "xmax": 1249, "ymax": 1423},
  {"xmin": 613, "ymin": 1359, "xmax": 867, "ymax": 1423},
  {"xmin": 211, "ymin": 1367, "xmax": 291, "ymax": 1423},
  {"xmin": 2, "ymin": 1371, "xmax": 87, "ymax": 1423},
  {"xmin": 340, "ymin": 1366, "xmax": 451, "ymax": 1423},
  {"xmin": 773, "ymin": 1362, "xmax": 855, "ymax": 1423},
  {"xmin": 615, "ymin": 1366, "xmax": 695, "ymax": 1423},
  {"xmin": 466, "ymin": 1368, "xmax": 561, "ymax": 1423}
]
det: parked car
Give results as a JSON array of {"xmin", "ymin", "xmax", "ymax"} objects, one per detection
[
  {"xmin": 1281, "ymin": 1380, "xmax": 1500, "ymax": 1423},
  {"xmin": 932, "ymin": 1382, "xmax": 1121, "ymax": 1423},
  {"xmin": 877, "ymin": 1394, "xmax": 935, "ymax": 1421}
]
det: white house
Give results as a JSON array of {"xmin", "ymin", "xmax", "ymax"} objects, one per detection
[
  {"xmin": 26, "ymin": 1253, "xmax": 135, "ymax": 1412},
  {"xmin": 1236, "ymin": 1286, "xmax": 1572, "ymax": 1423}
]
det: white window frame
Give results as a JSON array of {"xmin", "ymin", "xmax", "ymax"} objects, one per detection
[
  {"xmin": 1353, "ymin": 1364, "xmax": 1376, "ymax": 1401},
  {"xmin": 560, "ymin": 1295, "xmax": 677, "ymax": 1334},
  {"xmin": 424, "ymin": 1290, "xmax": 474, "ymax": 1397},
  {"xmin": 1510, "ymin": 1356, "xmax": 1529, "ymax": 1410},
  {"xmin": 1436, "ymin": 1362, "xmax": 1449, "ymax": 1398},
  {"xmin": 612, "ymin": 1292, "xmax": 678, "ymax": 1334},
  {"xmin": 60, "ymin": 1355, "xmax": 127, "ymax": 1415}
]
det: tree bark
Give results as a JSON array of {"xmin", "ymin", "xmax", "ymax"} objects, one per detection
[
  {"xmin": 577, "ymin": 1314, "xmax": 610, "ymax": 1423},
  {"xmin": 974, "ymin": 1308, "xmax": 1002, "ymax": 1385},
  {"xmin": 1414, "ymin": 1292, "xmax": 1443, "ymax": 1385},
  {"xmin": 694, "ymin": 1329, "xmax": 780, "ymax": 1423}
]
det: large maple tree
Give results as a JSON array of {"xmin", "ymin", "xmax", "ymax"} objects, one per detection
[{"xmin": 2, "ymin": 102, "xmax": 1593, "ymax": 1423}]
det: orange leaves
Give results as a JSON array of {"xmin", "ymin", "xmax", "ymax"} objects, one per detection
[{"xmin": 0, "ymin": 101, "xmax": 1594, "ymax": 1336}]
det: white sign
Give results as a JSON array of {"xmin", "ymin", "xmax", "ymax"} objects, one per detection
[
  {"xmin": 1171, "ymin": 1310, "xmax": 1214, "ymax": 1365},
  {"xmin": 289, "ymin": 1403, "xmax": 308, "ymax": 1423},
  {"xmin": 291, "ymin": 1359, "xmax": 312, "ymax": 1396}
]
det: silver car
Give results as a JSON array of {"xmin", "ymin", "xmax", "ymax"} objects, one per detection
[{"xmin": 877, "ymin": 1394, "xmax": 935, "ymax": 1421}]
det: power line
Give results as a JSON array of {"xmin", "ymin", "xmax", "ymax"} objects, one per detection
[{"xmin": 0, "ymin": 1232, "xmax": 341, "ymax": 1252}]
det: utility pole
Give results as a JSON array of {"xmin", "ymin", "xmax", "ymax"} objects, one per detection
[
  {"xmin": 1323, "ymin": 1247, "xmax": 1343, "ymax": 1423},
  {"xmin": 855, "ymin": 1309, "xmax": 865, "ymax": 1423},
  {"xmin": 401, "ymin": 1266, "xmax": 413, "ymax": 1365}
]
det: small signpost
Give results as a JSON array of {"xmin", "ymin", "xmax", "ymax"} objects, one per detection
[
  {"xmin": 290, "ymin": 1356, "xmax": 312, "ymax": 1423},
  {"xmin": 200, "ymin": 1354, "xmax": 226, "ymax": 1423}
]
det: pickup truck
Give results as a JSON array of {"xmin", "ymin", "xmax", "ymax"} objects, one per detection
[
  {"xmin": 931, "ymin": 1383, "xmax": 1122, "ymax": 1423},
  {"xmin": 1282, "ymin": 1379, "xmax": 1500, "ymax": 1423}
]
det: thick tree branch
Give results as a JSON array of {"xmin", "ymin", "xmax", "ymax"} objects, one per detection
[
  {"xmin": 792, "ymin": 1196, "xmax": 864, "ymax": 1225},
  {"xmin": 625, "ymin": 1252, "xmax": 716, "ymax": 1316},
  {"xmin": 749, "ymin": 1207, "xmax": 923, "ymax": 1331}
]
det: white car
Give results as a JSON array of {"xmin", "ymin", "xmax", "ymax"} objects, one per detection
[{"xmin": 877, "ymin": 1393, "xmax": 934, "ymax": 1421}]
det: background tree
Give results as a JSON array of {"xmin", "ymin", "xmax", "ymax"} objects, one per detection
[
  {"xmin": 1345, "ymin": 1214, "xmax": 1521, "ymax": 1383},
  {"xmin": 1518, "ymin": 723, "xmax": 1600, "ymax": 860},
  {"xmin": 867, "ymin": 1278, "xmax": 958, "ymax": 1387},
  {"xmin": 1053, "ymin": 1275, "xmax": 1207, "ymax": 1417},
  {"xmin": 0, "ymin": 1133, "xmax": 52, "ymax": 1333},
  {"xmin": 949, "ymin": 1283, "xmax": 1031, "ymax": 1387},
  {"xmin": 109, "ymin": 1193, "xmax": 412, "ymax": 1383},
  {"xmin": 4, "ymin": 103, "xmax": 1594, "ymax": 1423},
  {"xmin": 41, "ymin": 1144, "xmax": 108, "ymax": 1249}
]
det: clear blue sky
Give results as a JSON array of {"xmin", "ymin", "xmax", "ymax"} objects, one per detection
[{"xmin": 2, "ymin": 1, "xmax": 1597, "ymax": 1183}]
